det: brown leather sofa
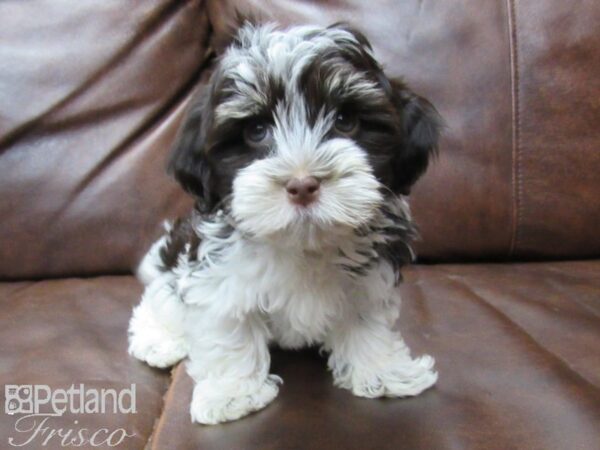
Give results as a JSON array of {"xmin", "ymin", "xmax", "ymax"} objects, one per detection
[{"xmin": 1, "ymin": 1, "xmax": 599, "ymax": 449}]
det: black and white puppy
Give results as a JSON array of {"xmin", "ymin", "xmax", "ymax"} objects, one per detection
[{"xmin": 129, "ymin": 23, "xmax": 441, "ymax": 425}]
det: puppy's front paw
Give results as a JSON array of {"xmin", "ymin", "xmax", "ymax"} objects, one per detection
[
  {"xmin": 129, "ymin": 333, "xmax": 188, "ymax": 369},
  {"xmin": 190, "ymin": 375, "xmax": 282, "ymax": 424},
  {"xmin": 128, "ymin": 303, "xmax": 189, "ymax": 368},
  {"xmin": 336, "ymin": 354, "xmax": 438, "ymax": 398}
]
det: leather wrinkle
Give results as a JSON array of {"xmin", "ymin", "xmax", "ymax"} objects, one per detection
[
  {"xmin": 58, "ymin": 49, "xmax": 213, "ymax": 215},
  {"xmin": 0, "ymin": 281, "xmax": 37, "ymax": 299},
  {"xmin": 540, "ymin": 275, "xmax": 600, "ymax": 321},
  {"xmin": 51, "ymin": 8, "xmax": 215, "ymax": 224},
  {"xmin": 441, "ymin": 272, "xmax": 600, "ymax": 391},
  {"xmin": 0, "ymin": 0, "xmax": 190, "ymax": 154}
]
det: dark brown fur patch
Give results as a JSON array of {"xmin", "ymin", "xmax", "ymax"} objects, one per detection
[{"xmin": 159, "ymin": 215, "xmax": 202, "ymax": 270}]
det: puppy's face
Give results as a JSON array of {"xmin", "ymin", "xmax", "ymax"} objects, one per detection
[{"xmin": 170, "ymin": 24, "xmax": 441, "ymax": 244}]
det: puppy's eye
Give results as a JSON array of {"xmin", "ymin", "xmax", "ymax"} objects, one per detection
[
  {"xmin": 244, "ymin": 121, "xmax": 270, "ymax": 145},
  {"xmin": 334, "ymin": 111, "xmax": 358, "ymax": 135}
]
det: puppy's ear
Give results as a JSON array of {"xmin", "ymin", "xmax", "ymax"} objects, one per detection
[
  {"xmin": 387, "ymin": 79, "xmax": 442, "ymax": 195},
  {"xmin": 168, "ymin": 89, "xmax": 217, "ymax": 211},
  {"xmin": 327, "ymin": 24, "xmax": 442, "ymax": 195}
]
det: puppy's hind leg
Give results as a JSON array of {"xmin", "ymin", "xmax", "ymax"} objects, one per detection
[{"xmin": 128, "ymin": 276, "xmax": 189, "ymax": 368}]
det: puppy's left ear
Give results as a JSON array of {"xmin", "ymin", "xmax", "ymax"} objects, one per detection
[
  {"xmin": 387, "ymin": 79, "xmax": 442, "ymax": 195},
  {"xmin": 168, "ymin": 88, "xmax": 218, "ymax": 211}
]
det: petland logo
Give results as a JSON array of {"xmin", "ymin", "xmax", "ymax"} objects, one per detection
[{"xmin": 4, "ymin": 384, "xmax": 136, "ymax": 447}]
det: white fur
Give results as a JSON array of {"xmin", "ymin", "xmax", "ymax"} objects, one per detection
[
  {"xmin": 216, "ymin": 23, "xmax": 382, "ymax": 124},
  {"xmin": 128, "ymin": 23, "xmax": 436, "ymax": 425},
  {"xmin": 136, "ymin": 233, "xmax": 168, "ymax": 286},
  {"xmin": 129, "ymin": 220, "xmax": 437, "ymax": 424},
  {"xmin": 128, "ymin": 274, "xmax": 189, "ymax": 368},
  {"xmin": 232, "ymin": 132, "xmax": 384, "ymax": 239}
]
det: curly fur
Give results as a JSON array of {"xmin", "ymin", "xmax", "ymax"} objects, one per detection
[{"xmin": 129, "ymin": 22, "xmax": 441, "ymax": 425}]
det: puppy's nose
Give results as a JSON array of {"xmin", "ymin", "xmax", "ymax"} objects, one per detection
[{"xmin": 285, "ymin": 176, "xmax": 320, "ymax": 206}]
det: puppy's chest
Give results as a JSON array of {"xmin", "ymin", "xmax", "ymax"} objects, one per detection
[
  {"xmin": 251, "ymin": 247, "xmax": 349, "ymax": 306},
  {"xmin": 264, "ymin": 255, "xmax": 350, "ymax": 344},
  {"xmin": 235, "ymin": 245, "xmax": 352, "ymax": 340}
]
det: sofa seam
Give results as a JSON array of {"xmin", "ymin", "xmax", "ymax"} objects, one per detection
[
  {"xmin": 507, "ymin": 0, "xmax": 522, "ymax": 258},
  {"xmin": 145, "ymin": 363, "xmax": 186, "ymax": 450}
]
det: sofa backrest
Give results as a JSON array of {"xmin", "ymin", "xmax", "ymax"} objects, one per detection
[{"xmin": 1, "ymin": 0, "xmax": 599, "ymax": 279}]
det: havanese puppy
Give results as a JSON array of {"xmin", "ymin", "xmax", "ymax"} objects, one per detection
[{"xmin": 128, "ymin": 22, "xmax": 441, "ymax": 425}]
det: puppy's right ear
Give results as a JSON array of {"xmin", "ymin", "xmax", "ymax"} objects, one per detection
[{"xmin": 168, "ymin": 89, "xmax": 216, "ymax": 211}]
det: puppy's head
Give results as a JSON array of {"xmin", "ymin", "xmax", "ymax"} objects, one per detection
[{"xmin": 170, "ymin": 23, "xmax": 441, "ymax": 245}]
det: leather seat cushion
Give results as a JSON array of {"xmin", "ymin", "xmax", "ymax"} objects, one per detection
[
  {"xmin": 150, "ymin": 261, "xmax": 600, "ymax": 450},
  {"xmin": 0, "ymin": 277, "xmax": 170, "ymax": 449}
]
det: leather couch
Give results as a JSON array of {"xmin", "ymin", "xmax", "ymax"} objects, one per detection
[{"xmin": 1, "ymin": 1, "xmax": 599, "ymax": 449}]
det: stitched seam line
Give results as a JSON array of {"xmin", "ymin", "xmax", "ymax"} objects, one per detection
[{"xmin": 507, "ymin": 0, "xmax": 522, "ymax": 257}]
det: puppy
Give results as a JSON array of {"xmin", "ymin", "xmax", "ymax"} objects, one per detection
[{"xmin": 129, "ymin": 22, "xmax": 441, "ymax": 425}]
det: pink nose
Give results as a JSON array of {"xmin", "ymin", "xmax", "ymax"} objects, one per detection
[{"xmin": 285, "ymin": 176, "xmax": 320, "ymax": 206}]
